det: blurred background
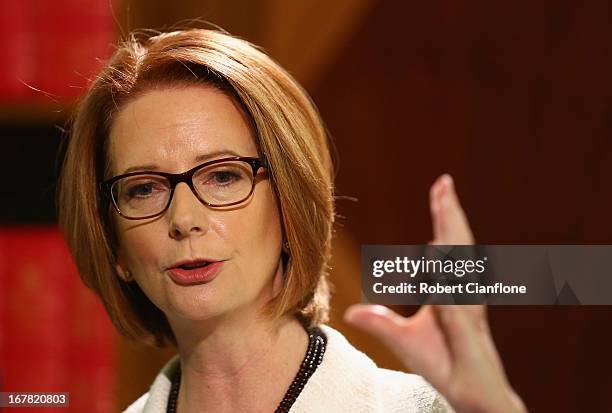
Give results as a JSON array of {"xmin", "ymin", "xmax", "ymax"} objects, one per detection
[{"xmin": 1, "ymin": 0, "xmax": 611, "ymax": 411}]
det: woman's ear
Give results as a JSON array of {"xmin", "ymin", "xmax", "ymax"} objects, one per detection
[
  {"xmin": 115, "ymin": 263, "xmax": 132, "ymax": 282},
  {"xmin": 114, "ymin": 250, "xmax": 133, "ymax": 282}
]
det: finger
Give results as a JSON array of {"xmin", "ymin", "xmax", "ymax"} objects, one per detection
[
  {"xmin": 436, "ymin": 306, "xmax": 519, "ymax": 411},
  {"xmin": 344, "ymin": 304, "xmax": 407, "ymax": 347},
  {"xmin": 429, "ymin": 174, "xmax": 473, "ymax": 244},
  {"xmin": 466, "ymin": 305, "xmax": 509, "ymax": 376},
  {"xmin": 429, "ymin": 176, "xmax": 446, "ymax": 244},
  {"xmin": 463, "ymin": 304, "xmax": 490, "ymax": 335},
  {"xmin": 447, "ymin": 305, "xmax": 510, "ymax": 380},
  {"xmin": 344, "ymin": 304, "xmax": 452, "ymax": 385},
  {"xmin": 434, "ymin": 305, "xmax": 482, "ymax": 364},
  {"xmin": 460, "ymin": 306, "xmax": 506, "ymax": 364},
  {"xmin": 429, "ymin": 174, "xmax": 475, "ymax": 245}
]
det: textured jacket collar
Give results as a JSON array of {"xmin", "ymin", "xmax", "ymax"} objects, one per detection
[{"xmin": 125, "ymin": 324, "xmax": 384, "ymax": 412}]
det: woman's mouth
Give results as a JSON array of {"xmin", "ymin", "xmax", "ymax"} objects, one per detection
[
  {"xmin": 167, "ymin": 260, "xmax": 224, "ymax": 285},
  {"xmin": 179, "ymin": 261, "xmax": 211, "ymax": 270}
]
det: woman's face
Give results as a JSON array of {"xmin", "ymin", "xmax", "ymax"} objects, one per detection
[{"xmin": 108, "ymin": 85, "xmax": 284, "ymax": 324}]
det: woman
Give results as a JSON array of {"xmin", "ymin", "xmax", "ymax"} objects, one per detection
[{"xmin": 57, "ymin": 28, "xmax": 526, "ymax": 412}]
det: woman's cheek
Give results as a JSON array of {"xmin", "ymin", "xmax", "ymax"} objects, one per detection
[{"xmin": 118, "ymin": 224, "xmax": 164, "ymax": 273}]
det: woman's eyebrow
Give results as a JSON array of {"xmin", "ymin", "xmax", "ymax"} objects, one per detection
[
  {"xmin": 120, "ymin": 150, "xmax": 243, "ymax": 174},
  {"xmin": 193, "ymin": 150, "xmax": 242, "ymax": 163}
]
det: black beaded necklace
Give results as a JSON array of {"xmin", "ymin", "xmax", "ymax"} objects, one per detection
[{"xmin": 166, "ymin": 327, "xmax": 327, "ymax": 413}]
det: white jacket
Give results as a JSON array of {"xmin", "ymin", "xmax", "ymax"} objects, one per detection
[{"xmin": 123, "ymin": 324, "xmax": 454, "ymax": 412}]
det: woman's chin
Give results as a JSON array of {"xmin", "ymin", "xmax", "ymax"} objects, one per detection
[{"xmin": 165, "ymin": 292, "xmax": 225, "ymax": 320}]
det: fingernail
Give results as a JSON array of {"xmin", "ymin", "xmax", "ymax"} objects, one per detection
[
  {"xmin": 368, "ymin": 305, "xmax": 390, "ymax": 316},
  {"xmin": 343, "ymin": 312, "xmax": 354, "ymax": 323},
  {"xmin": 343, "ymin": 305, "xmax": 362, "ymax": 323},
  {"xmin": 442, "ymin": 174, "xmax": 453, "ymax": 189},
  {"xmin": 439, "ymin": 175, "xmax": 454, "ymax": 207}
]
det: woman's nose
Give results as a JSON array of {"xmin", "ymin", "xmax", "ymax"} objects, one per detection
[{"xmin": 167, "ymin": 182, "xmax": 209, "ymax": 239}]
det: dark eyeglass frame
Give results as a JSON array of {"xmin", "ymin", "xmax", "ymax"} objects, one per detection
[{"xmin": 100, "ymin": 156, "xmax": 267, "ymax": 220}]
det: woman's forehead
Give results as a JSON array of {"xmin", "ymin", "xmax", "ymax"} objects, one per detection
[{"xmin": 108, "ymin": 85, "xmax": 257, "ymax": 174}]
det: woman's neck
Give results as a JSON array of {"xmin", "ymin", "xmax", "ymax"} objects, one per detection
[{"xmin": 170, "ymin": 312, "xmax": 309, "ymax": 413}]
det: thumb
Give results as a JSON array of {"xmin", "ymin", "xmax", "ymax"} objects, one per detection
[{"xmin": 344, "ymin": 304, "xmax": 406, "ymax": 350}]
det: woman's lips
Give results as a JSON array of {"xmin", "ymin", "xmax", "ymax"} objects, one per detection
[{"xmin": 167, "ymin": 261, "xmax": 224, "ymax": 285}]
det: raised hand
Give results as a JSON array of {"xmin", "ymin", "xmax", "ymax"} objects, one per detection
[{"xmin": 344, "ymin": 174, "xmax": 526, "ymax": 413}]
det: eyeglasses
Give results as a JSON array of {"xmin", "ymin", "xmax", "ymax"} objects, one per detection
[{"xmin": 100, "ymin": 156, "xmax": 267, "ymax": 220}]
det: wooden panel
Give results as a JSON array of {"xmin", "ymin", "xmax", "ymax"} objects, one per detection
[{"xmin": 312, "ymin": 1, "xmax": 612, "ymax": 412}]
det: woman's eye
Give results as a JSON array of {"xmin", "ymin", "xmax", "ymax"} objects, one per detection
[
  {"xmin": 126, "ymin": 182, "xmax": 165, "ymax": 198},
  {"xmin": 208, "ymin": 170, "xmax": 242, "ymax": 186}
]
